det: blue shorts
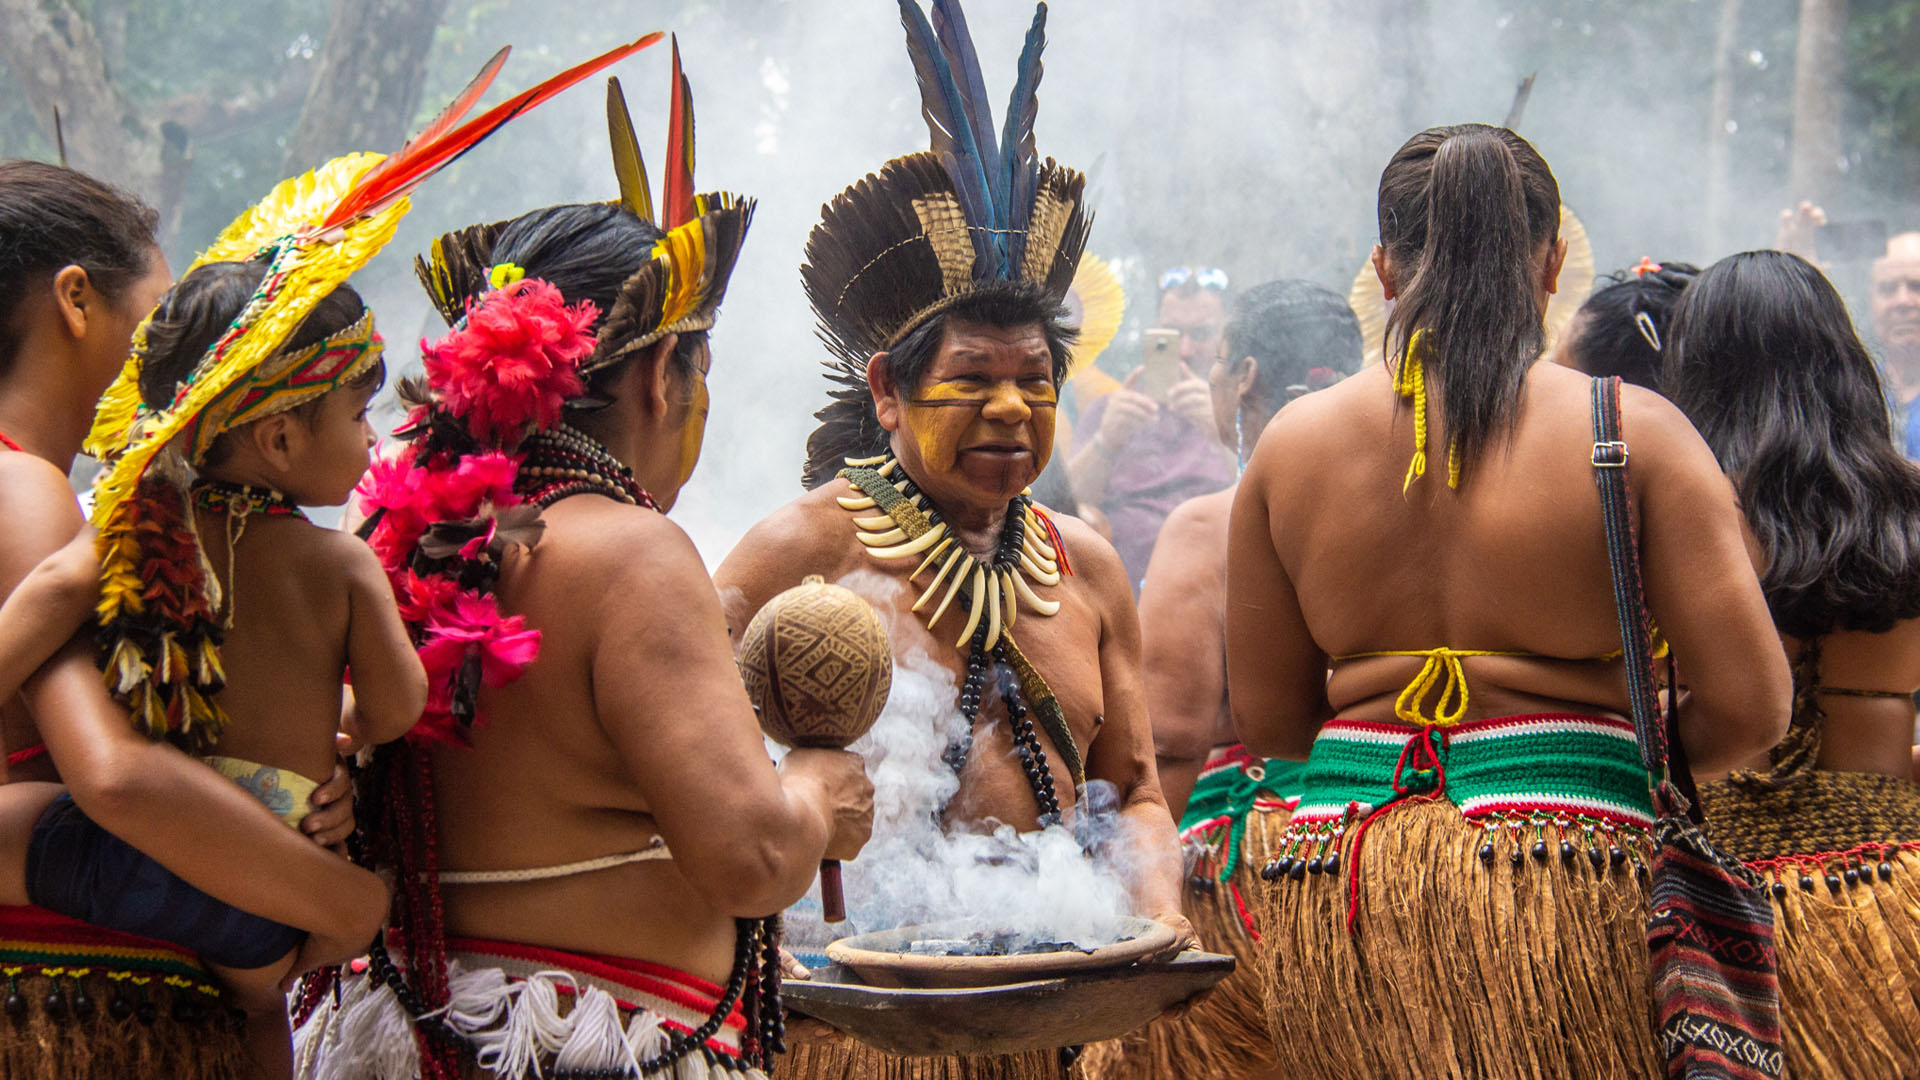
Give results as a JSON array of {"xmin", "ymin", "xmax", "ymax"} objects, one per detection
[{"xmin": 25, "ymin": 794, "xmax": 303, "ymax": 970}]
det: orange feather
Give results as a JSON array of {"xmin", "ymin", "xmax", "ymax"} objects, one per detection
[
  {"xmin": 663, "ymin": 34, "xmax": 697, "ymax": 230},
  {"xmin": 321, "ymin": 32, "xmax": 665, "ymax": 232}
]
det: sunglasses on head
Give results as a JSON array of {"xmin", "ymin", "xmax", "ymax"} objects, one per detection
[{"xmin": 1159, "ymin": 266, "xmax": 1229, "ymax": 292}]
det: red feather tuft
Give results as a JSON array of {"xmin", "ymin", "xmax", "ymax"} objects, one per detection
[
  {"xmin": 320, "ymin": 32, "xmax": 665, "ymax": 232},
  {"xmin": 326, "ymin": 46, "xmax": 511, "ymax": 219},
  {"xmin": 663, "ymin": 34, "xmax": 697, "ymax": 229}
]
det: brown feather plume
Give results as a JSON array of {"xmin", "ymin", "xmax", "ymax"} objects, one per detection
[{"xmin": 414, "ymin": 221, "xmax": 507, "ymax": 326}]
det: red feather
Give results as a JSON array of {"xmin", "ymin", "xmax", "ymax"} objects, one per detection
[
  {"xmin": 320, "ymin": 32, "xmax": 665, "ymax": 232},
  {"xmin": 663, "ymin": 34, "xmax": 697, "ymax": 229},
  {"xmin": 328, "ymin": 46, "xmax": 512, "ymax": 217}
]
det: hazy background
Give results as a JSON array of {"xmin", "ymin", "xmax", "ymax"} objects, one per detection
[{"xmin": 5, "ymin": 0, "xmax": 1917, "ymax": 559}]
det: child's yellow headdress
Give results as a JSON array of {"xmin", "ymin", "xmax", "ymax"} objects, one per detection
[{"xmin": 86, "ymin": 35, "xmax": 663, "ymax": 751}]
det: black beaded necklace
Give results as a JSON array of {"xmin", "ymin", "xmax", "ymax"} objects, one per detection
[
  {"xmin": 517, "ymin": 424, "xmax": 659, "ymax": 510},
  {"xmin": 921, "ymin": 484, "xmax": 1063, "ymax": 827},
  {"xmin": 191, "ymin": 478, "xmax": 306, "ymax": 520}
]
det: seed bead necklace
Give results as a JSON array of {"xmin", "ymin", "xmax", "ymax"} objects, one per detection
[{"xmin": 517, "ymin": 423, "xmax": 659, "ymax": 510}]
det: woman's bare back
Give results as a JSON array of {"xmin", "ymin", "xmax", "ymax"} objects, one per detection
[{"xmin": 1229, "ymin": 360, "xmax": 1790, "ymax": 774}]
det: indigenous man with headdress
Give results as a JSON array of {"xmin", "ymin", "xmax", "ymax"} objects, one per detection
[
  {"xmin": 292, "ymin": 47, "xmax": 873, "ymax": 1080},
  {"xmin": 715, "ymin": 4, "xmax": 1193, "ymax": 1078}
]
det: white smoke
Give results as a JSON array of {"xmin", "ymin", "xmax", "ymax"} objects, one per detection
[{"xmin": 779, "ymin": 570, "xmax": 1137, "ymax": 958}]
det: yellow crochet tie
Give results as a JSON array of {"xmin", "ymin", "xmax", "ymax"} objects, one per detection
[
  {"xmin": 1343, "ymin": 647, "xmax": 1531, "ymax": 727},
  {"xmin": 1392, "ymin": 330, "xmax": 1459, "ymax": 493}
]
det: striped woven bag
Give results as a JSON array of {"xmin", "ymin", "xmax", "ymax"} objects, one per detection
[{"xmin": 1591, "ymin": 376, "xmax": 1784, "ymax": 1080}]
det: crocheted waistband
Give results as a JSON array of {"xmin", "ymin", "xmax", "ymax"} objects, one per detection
[{"xmin": 1288, "ymin": 712, "xmax": 1654, "ymax": 829}]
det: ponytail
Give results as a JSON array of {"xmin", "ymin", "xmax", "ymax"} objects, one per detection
[{"xmin": 1377, "ymin": 124, "xmax": 1560, "ymax": 476}]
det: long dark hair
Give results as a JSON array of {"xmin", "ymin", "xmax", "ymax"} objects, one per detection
[
  {"xmin": 1663, "ymin": 250, "xmax": 1920, "ymax": 638},
  {"xmin": 1566, "ymin": 261, "xmax": 1699, "ymax": 391},
  {"xmin": 1378, "ymin": 124, "xmax": 1560, "ymax": 476},
  {"xmin": 0, "ymin": 160, "xmax": 160, "ymax": 373}
]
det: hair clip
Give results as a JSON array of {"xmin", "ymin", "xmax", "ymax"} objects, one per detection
[
  {"xmin": 488, "ymin": 262, "xmax": 526, "ymax": 290},
  {"xmin": 1629, "ymin": 257, "xmax": 1663, "ymax": 278},
  {"xmin": 1633, "ymin": 310, "xmax": 1661, "ymax": 353}
]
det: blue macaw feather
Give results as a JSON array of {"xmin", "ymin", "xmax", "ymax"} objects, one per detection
[
  {"xmin": 898, "ymin": 0, "xmax": 1000, "ymax": 276},
  {"xmin": 1001, "ymin": 3, "xmax": 1047, "ymax": 271},
  {"xmin": 931, "ymin": 0, "xmax": 1007, "ymax": 266}
]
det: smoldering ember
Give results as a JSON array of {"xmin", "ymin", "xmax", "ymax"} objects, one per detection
[{"xmin": 0, "ymin": 0, "xmax": 1917, "ymax": 1078}]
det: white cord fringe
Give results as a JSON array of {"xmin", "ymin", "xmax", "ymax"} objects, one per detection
[{"xmin": 291, "ymin": 960, "xmax": 768, "ymax": 1080}]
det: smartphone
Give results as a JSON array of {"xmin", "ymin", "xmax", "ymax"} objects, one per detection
[
  {"xmin": 1815, "ymin": 220, "xmax": 1889, "ymax": 264},
  {"xmin": 1139, "ymin": 329, "xmax": 1181, "ymax": 403}
]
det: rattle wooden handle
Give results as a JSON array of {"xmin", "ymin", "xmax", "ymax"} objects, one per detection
[{"xmin": 820, "ymin": 860, "xmax": 846, "ymax": 923}]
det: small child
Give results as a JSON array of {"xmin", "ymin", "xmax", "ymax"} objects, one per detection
[{"xmin": 0, "ymin": 258, "xmax": 426, "ymax": 1078}]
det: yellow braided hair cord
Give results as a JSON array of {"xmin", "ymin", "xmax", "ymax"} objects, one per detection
[{"xmin": 1392, "ymin": 329, "xmax": 1460, "ymax": 492}]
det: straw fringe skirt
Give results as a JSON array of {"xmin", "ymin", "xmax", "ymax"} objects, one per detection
[
  {"xmin": 1082, "ymin": 803, "xmax": 1289, "ymax": 1080},
  {"xmin": 1699, "ymin": 769, "xmax": 1920, "ymax": 1079},
  {"xmin": 0, "ymin": 966, "xmax": 245, "ymax": 1080},
  {"xmin": 1259, "ymin": 799, "xmax": 1660, "ymax": 1080},
  {"xmin": 782, "ymin": 1020, "xmax": 1088, "ymax": 1080}
]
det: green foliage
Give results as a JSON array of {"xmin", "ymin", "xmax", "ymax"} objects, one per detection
[{"xmin": 1849, "ymin": 0, "xmax": 1920, "ymax": 155}]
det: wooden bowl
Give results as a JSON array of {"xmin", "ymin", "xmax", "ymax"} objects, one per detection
[
  {"xmin": 738, "ymin": 576, "xmax": 892, "ymax": 748},
  {"xmin": 823, "ymin": 917, "xmax": 1178, "ymax": 989},
  {"xmin": 784, "ymin": 951, "xmax": 1235, "ymax": 1056}
]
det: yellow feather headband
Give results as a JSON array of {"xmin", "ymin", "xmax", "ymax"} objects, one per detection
[{"xmin": 88, "ymin": 153, "xmax": 407, "ymax": 523}]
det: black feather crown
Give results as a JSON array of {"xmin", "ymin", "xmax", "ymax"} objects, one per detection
[{"xmin": 801, "ymin": 0, "xmax": 1091, "ymax": 487}]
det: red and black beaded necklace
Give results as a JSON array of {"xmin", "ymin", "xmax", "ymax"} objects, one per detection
[{"xmin": 190, "ymin": 479, "xmax": 307, "ymax": 521}]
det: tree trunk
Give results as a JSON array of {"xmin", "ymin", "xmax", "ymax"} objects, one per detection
[
  {"xmin": 0, "ymin": 0, "xmax": 166, "ymax": 198},
  {"xmin": 281, "ymin": 0, "xmax": 452, "ymax": 175},
  {"xmin": 1705, "ymin": 0, "xmax": 1744, "ymax": 253},
  {"xmin": 1788, "ymin": 0, "xmax": 1849, "ymax": 204}
]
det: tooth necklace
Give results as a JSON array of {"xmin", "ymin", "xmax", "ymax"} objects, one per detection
[
  {"xmin": 837, "ymin": 455, "xmax": 1066, "ymax": 652},
  {"xmin": 838, "ymin": 453, "xmax": 1084, "ymax": 790}
]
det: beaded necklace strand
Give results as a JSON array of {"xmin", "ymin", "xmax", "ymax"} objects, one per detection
[
  {"xmin": 840, "ymin": 455, "xmax": 1081, "ymax": 822},
  {"xmin": 517, "ymin": 424, "xmax": 658, "ymax": 510}
]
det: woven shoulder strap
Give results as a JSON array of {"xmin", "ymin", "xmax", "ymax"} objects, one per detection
[{"xmin": 1590, "ymin": 377, "xmax": 1692, "ymax": 817}]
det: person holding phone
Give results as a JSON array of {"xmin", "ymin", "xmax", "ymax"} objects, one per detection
[{"xmin": 1067, "ymin": 267, "xmax": 1237, "ymax": 592}]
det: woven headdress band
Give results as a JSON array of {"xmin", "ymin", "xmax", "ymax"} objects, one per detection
[{"xmin": 178, "ymin": 311, "xmax": 384, "ymax": 463}]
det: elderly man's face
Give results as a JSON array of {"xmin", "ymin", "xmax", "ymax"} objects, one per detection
[
  {"xmin": 876, "ymin": 319, "xmax": 1057, "ymax": 512},
  {"xmin": 1872, "ymin": 233, "xmax": 1920, "ymax": 357}
]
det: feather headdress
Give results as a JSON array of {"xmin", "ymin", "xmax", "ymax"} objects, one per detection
[
  {"xmin": 416, "ymin": 36, "xmax": 754, "ymax": 377},
  {"xmin": 800, "ymin": 0, "xmax": 1089, "ymax": 488},
  {"xmin": 85, "ymin": 35, "xmax": 662, "ymax": 751}
]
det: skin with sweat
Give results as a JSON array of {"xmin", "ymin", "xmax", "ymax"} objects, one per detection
[{"xmin": 714, "ymin": 319, "xmax": 1194, "ymax": 951}]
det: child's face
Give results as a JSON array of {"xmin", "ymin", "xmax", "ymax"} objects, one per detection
[{"xmin": 282, "ymin": 378, "xmax": 379, "ymax": 506}]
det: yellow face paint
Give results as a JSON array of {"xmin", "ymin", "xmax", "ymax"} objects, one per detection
[{"xmin": 675, "ymin": 369, "xmax": 709, "ymax": 489}]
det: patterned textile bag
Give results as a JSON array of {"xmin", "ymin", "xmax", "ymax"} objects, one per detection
[{"xmin": 1590, "ymin": 376, "xmax": 1785, "ymax": 1079}]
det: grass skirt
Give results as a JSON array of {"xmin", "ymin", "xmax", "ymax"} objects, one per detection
[
  {"xmin": 1082, "ymin": 797, "xmax": 1290, "ymax": 1080},
  {"xmin": 781, "ymin": 1018, "xmax": 1087, "ymax": 1080},
  {"xmin": 1700, "ymin": 769, "xmax": 1920, "ymax": 1078},
  {"xmin": 1258, "ymin": 799, "xmax": 1659, "ymax": 1079},
  {"xmin": 0, "ymin": 904, "xmax": 244, "ymax": 1080}
]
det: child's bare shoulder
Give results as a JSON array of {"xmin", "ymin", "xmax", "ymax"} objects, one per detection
[{"xmin": 246, "ymin": 517, "xmax": 381, "ymax": 587}]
